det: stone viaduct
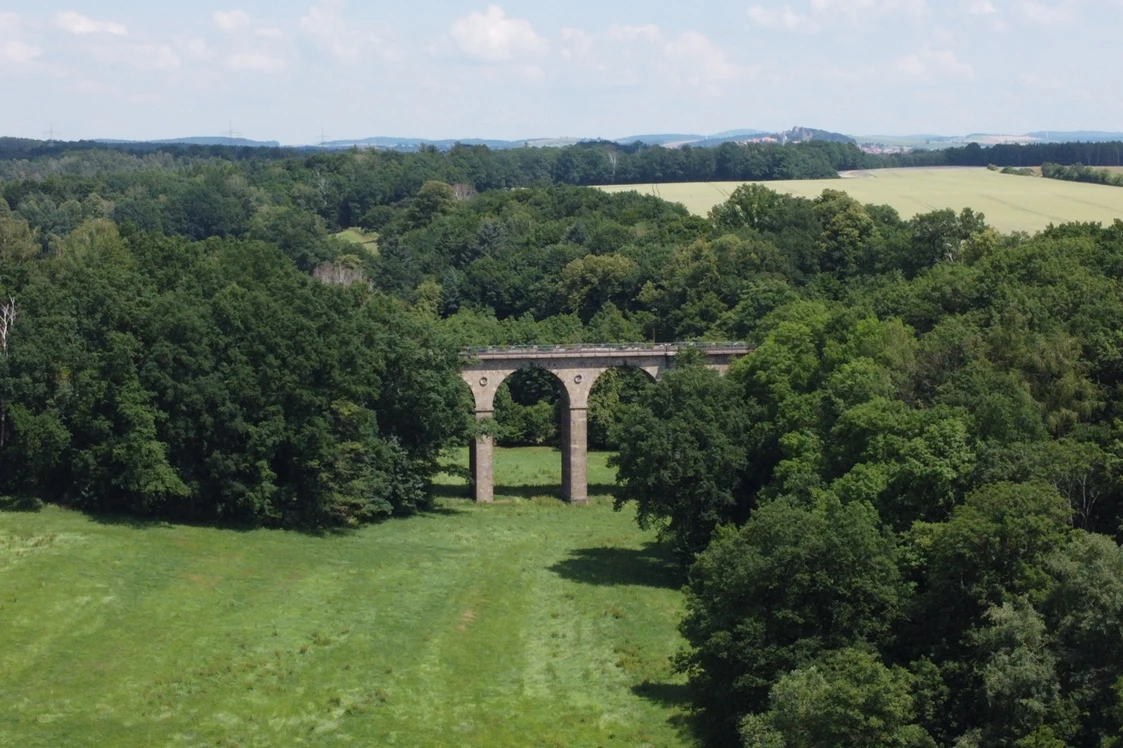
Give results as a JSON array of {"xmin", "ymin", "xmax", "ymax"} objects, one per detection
[{"xmin": 460, "ymin": 344, "xmax": 750, "ymax": 505}]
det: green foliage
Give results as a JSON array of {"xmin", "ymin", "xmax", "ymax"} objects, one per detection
[
  {"xmin": 680, "ymin": 497, "xmax": 908, "ymax": 737},
  {"xmin": 0, "ymin": 222, "xmax": 467, "ymax": 526},
  {"xmin": 972, "ymin": 600, "xmax": 1063, "ymax": 745},
  {"xmin": 1043, "ymin": 162, "xmax": 1123, "ymax": 187},
  {"xmin": 611, "ymin": 362, "xmax": 752, "ymax": 560},
  {"xmin": 587, "ymin": 366, "xmax": 654, "ymax": 450},
  {"xmin": 740, "ymin": 648, "xmax": 934, "ymax": 748}
]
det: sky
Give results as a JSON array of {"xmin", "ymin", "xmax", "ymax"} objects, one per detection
[{"xmin": 0, "ymin": 0, "xmax": 1120, "ymax": 143}]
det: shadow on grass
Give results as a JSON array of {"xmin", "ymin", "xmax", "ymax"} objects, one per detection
[
  {"xmin": 429, "ymin": 483, "xmax": 473, "ymax": 501},
  {"xmin": 87, "ymin": 511, "xmax": 257, "ymax": 533},
  {"xmin": 416, "ymin": 502, "xmax": 470, "ymax": 518},
  {"xmin": 633, "ymin": 680, "xmax": 690, "ymax": 707},
  {"xmin": 430, "ymin": 483, "xmax": 617, "ymax": 502},
  {"xmin": 549, "ymin": 541, "xmax": 682, "ymax": 589},
  {"xmin": 10, "ymin": 492, "xmax": 464, "ymax": 535},
  {"xmin": 632, "ymin": 681, "xmax": 704, "ymax": 746},
  {"xmin": 0, "ymin": 495, "xmax": 45, "ymax": 513}
]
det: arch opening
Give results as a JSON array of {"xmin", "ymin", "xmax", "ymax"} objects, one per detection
[
  {"xmin": 587, "ymin": 365, "xmax": 657, "ymax": 452},
  {"xmin": 477, "ymin": 365, "xmax": 572, "ymax": 501},
  {"xmin": 493, "ymin": 366, "xmax": 566, "ymax": 449}
]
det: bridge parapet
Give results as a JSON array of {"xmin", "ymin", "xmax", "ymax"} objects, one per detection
[
  {"xmin": 463, "ymin": 342, "xmax": 750, "ymax": 357},
  {"xmin": 458, "ymin": 342, "xmax": 752, "ymax": 505}
]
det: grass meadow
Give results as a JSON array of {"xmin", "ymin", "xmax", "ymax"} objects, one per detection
[
  {"xmin": 333, "ymin": 228, "xmax": 379, "ymax": 255},
  {"xmin": 0, "ymin": 448, "xmax": 692, "ymax": 747},
  {"xmin": 601, "ymin": 166, "xmax": 1123, "ymax": 233}
]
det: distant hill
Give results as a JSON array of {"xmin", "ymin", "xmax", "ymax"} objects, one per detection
[
  {"xmin": 790, "ymin": 126, "xmax": 855, "ymax": 144},
  {"xmin": 711, "ymin": 128, "xmax": 771, "ymax": 139},
  {"xmin": 695, "ymin": 126, "xmax": 856, "ymax": 147},
  {"xmin": 154, "ymin": 136, "xmax": 281, "ymax": 147},
  {"xmin": 1027, "ymin": 131, "xmax": 1123, "ymax": 143},
  {"xmin": 83, "ymin": 128, "xmax": 860, "ymax": 152},
  {"xmin": 614, "ymin": 127, "xmax": 854, "ymax": 148},
  {"xmin": 96, "ymin": 136, "xmax": 282, "ymax": 148},
  {"xmin": 615, "ymin": 133, "xmax": 710, "ymax": 146},
  {"xmin": 321, "ymin": 136, "xmax": 522, "ymax": 150},
  {"xmin": 318, "ymin": 136, "xmax": 585, "ymax": 151}
]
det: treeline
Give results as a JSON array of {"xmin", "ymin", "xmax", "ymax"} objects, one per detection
[
  {"xmin": 0, "ymin": 136, "xmax": 304, "ymax": 164},
  {"xmin": 0, "ymin": 205, "xmax": 468, "ymax": 527},
  {"xmin": 2, "ymin": 137, "xmax": 868, "ymax": 187},
  {"xmin": 1043, "ymin": 161, "xmax": 1123, "ymax": 187},
  {"xmin": 890, "ymin": 140, "xmax": 1123, "ymax": 169}
]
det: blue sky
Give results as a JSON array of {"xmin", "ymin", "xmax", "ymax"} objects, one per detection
[{"xmin": 0, "ymin": 0, "xmax": 1119, "ymax": 143}]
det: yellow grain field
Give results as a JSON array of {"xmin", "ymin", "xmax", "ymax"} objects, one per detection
[{"xmin": 599, "ymin": 167, "xmax": 1123, "ymax": 234}]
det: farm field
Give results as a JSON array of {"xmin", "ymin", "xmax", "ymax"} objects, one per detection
[
  {"xmin": 600, "ymin": 167, "xmax": 1123, "ymax": 233},
  {"xmin": 0, "ymin": 448, "xmax": 691, "ymax": 747}
]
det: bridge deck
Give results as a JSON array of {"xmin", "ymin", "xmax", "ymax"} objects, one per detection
[{"xmin": 463, "ymin": 343, "xmax": 751, "ymax": 361}]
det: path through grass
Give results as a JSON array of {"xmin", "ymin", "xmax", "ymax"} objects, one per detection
[{"xmin": 0, "ymin": 448, "xmax": 691, "ymax": 747}]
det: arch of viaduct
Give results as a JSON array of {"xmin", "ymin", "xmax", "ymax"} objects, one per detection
[{"xmin": 460, "ymin": 344, "xmax": 750, "ymax": 505}]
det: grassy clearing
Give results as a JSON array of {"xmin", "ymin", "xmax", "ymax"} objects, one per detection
[
  {"xmin": 0, "ymin": 448, "xmax": 691, "ymax": 747},
  {"xmin": 333, "ymin": 228, "xmax": 379, "ymax": 255},
  {"xmin": 600, "ymin": 167, "xmax": 1123, "ymax": 233},
  {"xmin": 433, "ymin": 447, "xmax": 618, "ymax": 501}
]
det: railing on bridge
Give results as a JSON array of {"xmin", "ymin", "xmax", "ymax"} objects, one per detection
[{"xmin": 462, "ymin": 342, "xmax": 751, "ymax": 355}]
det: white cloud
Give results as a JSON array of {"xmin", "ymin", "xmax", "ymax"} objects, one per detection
[
  {"xmin": 894, "ymin": 46, "xmax": 974, "ymax": 79},
  {"xmin": 88, "ymin": 43, "xmax": 180, "ymax": 69},
  {"xmin": 56, "ymin": 11, "xmax": 128, "ymax": 36},
  {"xmin": 748, "ymin": 5, "xmax": 816, "ymax": 30},
  {"xmin": 181, "ymin": 37, "xmax": 214, "ymax": 60},
  {"xmin": 300, "ymin": 0, "xmax": 390, "ymax": 64},
  {"xmin": 255, "ymin": 28, "xmax": 284, "ymax": 38},
  {"xmin": 594, "ymin": 25, "xmax": 746, "ymax": 92},
  {"xmin": 228, "ymin": 51, "xmax": 286, "ymax": 71},
  {"xmin": 213, "ymin": 10, "xmax": 251, "ymax": 33},
  {"xmin": 663, "ymin": 31, "xmax": 743, "ymax": 85},
  {"xmin": 605, "ymin": 24, "xmax": 662, "ymax": 43},
  {"xmin": 1018, "ymin": 0, "xmax": 1077, "ymax": 24},
  {"xmin": 0, "ymin": 13, "xmax": 42, "ymax": 66},
  {"xmin": 1, "ymin": 39, "xmax": 42, "ymax": 64},
  {"xmin": 747, "ymin": 0, "xmax": 927, "ymax": 32},
  {"xmin": 968, "ymin": 0, "xmax": 998, "ymax": 14},
  {"xmin": 559, "ymin": 28, "xmax": 593, "ymax": 62},
  {"xmin": 450, "ymin": 5, "xmax": 547, "ymax": 62},
  {"xmin": 811, "ymin": 0, "xmax": 927, "ymax": 14},
  {"xmin": 1020, "ymin": 72, "xmax": 1063, "ymax": 89}
]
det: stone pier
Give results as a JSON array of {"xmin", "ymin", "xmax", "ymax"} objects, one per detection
[{"xmin": 460, "ymin": 344, "xmax": 749, "ymax": 505}]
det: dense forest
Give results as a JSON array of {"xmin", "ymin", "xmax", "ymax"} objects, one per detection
[{"xmin": 3, "ymin": 141, "xmax": 1123, "ymax": 745}]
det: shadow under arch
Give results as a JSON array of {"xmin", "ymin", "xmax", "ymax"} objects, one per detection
[{"xmin": 586, "ymin": 364, "xmax": 657, "ymax": 453}]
